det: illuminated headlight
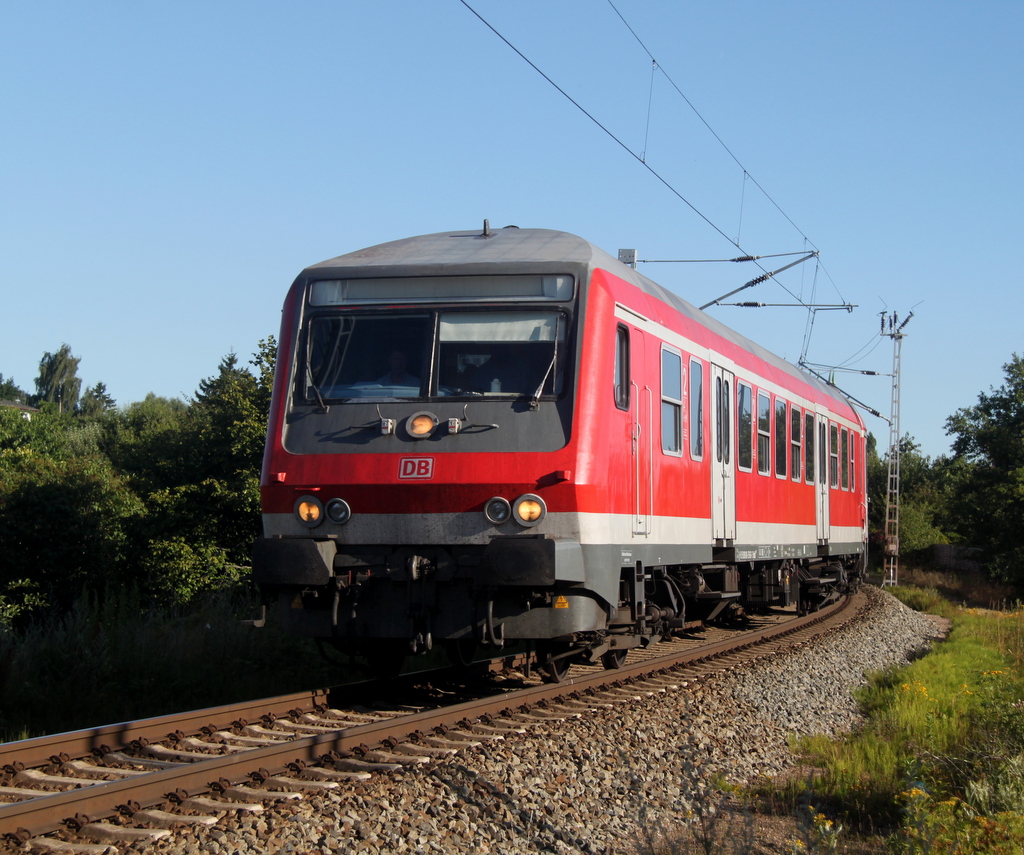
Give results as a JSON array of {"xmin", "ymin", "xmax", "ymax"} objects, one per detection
[
  {"xmin": 326, "ymin": 498, "xmax": 352, "ymax": 524},
  {"xmin": 484, "ymin": 496, "xmax": 512, "ymax": 525},
  {"xmin": 405, "ymin": 411, "xmax": 439, "ymax": 439},
  {"xmin": 512, "ymin": 493, "xmax": 546, "ymax": 527},
  {"xmin": 294, "ymin": 495, "xmax": 324, "ymax": 527}
]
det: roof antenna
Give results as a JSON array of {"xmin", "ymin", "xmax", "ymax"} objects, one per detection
[{"xmin": 482, "ymin": 219, "xmax": 492, "ymax": 237}]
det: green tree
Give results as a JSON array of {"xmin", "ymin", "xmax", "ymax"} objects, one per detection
[
  {"xmin": 0, "ymin": 338, "xmax": 278, "ymax": 618},
  {"xmin": 78, "ymin": 381, "xmax": 116, "ymax": 417},
  {"xmin": 0, "ymin": 405, "xmax": 74, "ymax": 460},
  {"xmin": 0, "ymin": 373, "xmax": 27, "ymax": 403},
  {"xmin": 33, "ymin": 344, "xmax": 82, "ymax": 412},
  {"xmin": 866, "ymin": 432, "xmax": 951, "ymax": 560},
  {"xmin": 100, "ymin": 393, "xmax": 190, "ymax": 494},
  {"xmin": 945, "ymin": 354, "xmax": 1024, "ymax": 582},
  {"xmin": 111, "ymin": 338, "xmax": 276, "ymax": 606},
  {"xmin": 0, "ymin": 443, "xmax": 142, "ymax": 615}
]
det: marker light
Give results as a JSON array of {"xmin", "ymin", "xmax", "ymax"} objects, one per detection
[
  {"xmin": 406, "ymin": 411, "xmax": 439, "ymax": 439},
  {"xmin": 484, "ymin": 496, "xmax": 512, "ymax": 525},
  {"xmin": 295, "ymin": 495, "xmax": 324, "ymax": 527},
  {"xmin": 326, "ymin": 498, "xmax": 352, "ymax": 524},
  {"xmin": 512, "ymin": 493, "xmax": 547, "ymax": 527}
]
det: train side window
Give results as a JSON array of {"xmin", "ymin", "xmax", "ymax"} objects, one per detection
[
  {"xmin": 775, "ymin": 398, "xmax": 787, "ymax": 478},
  {"xmin": 661, "ymin": 346, "xmax": 682, "ymax": 455},
  {"xmin": 841, "ymin": 428, "xmax": 850, "ymax": 490},
  {"xmin": 819, "ymin": 422, "xmax": 827, "ymax": 484},
  {"xmin": 757, "ymin": 392, "xmax": 771, "ymax": 475},
  {"xmin": 737, "ymin": 382, "xmax": 752, "ymax": 471},
  {"xmin": 791, "ymin": 405, "xmax": 802, "ymax": 481},
  {"xmin": 716, "ymin": 376, "xmax": 731, "ymax": 464},
  {"xmin": 689, "ymin": 359, "xmax": 704, "ymax": 460},
  {"xmin": 804, "ymin": 412, "xmax": 815, "ymax": 484},
  {"xmin": 614, "ymin": 325, "xmax": 630, "ymax": 410},
  {"xmin": 850, "ymin": 432, "xmax": 857, "ymax": 491},
  {"xmin": 830, "ymin": 424, "xmax": 839, "ymax": 488}
]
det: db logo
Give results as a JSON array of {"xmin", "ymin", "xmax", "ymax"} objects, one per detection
[{"xmin": 398, "ymin": 457, "xmax": 434, "ymax": 479}]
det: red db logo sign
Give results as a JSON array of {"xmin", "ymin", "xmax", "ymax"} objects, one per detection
[{"xmin": 398, "ymin": 457, "xmax": 434, "ymax": 479}]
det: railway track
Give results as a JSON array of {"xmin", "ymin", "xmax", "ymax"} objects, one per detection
[{"xmin": 0, "ymin": 594, "xmax": 861, "ymax": 851}]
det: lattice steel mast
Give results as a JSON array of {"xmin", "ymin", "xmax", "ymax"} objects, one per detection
[{"xmin": 881, "ymin": 311, "xmax": 912, "ymax": 587}]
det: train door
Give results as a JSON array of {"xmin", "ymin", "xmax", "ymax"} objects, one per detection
[
  {"xmin": 710, "ymin": 363, "xmax": 736, "ymax": 541},
  {"xmin": 815, "ymin": 412, "xmax": 830, "ymax": 543},
  {"xmin": 631, "ymin": 330, "xmax": 652, "ymax": 536}
]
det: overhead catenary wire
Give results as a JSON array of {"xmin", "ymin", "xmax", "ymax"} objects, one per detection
[
  {"xmin": 457, "ymin": 0, "xmax": 759, "ymax": 259},
  {"xmin": 641, "ymin": 59, "xmax": 657, "ymax": 162},
  {"xmin": 605, "ymin": 0, "xmax": 818, "ymax": 253},
  {"xmin": 459, "ymin": 0, "xmax": 859, "ymax": 361},
  {"xmin": 604, "ymin": 1, "xmax": 851, "ymax": 309},
  {"xmin": 459, "ymin": 0, "xmax": 837, "ymax": 319}
]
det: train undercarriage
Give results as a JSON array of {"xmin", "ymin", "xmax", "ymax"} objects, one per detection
[{"xmin": 255, "ymin": 539, "xmax": 864, "ymax": 683}]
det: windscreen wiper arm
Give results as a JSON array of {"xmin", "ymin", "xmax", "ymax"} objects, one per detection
[
  {"xmin": 529, "ymin": 321, "xmax": 560, "ymax": 411},
  {"xmin": 305, "ymin": 360, "xmax": 330, "ymax": 414}
]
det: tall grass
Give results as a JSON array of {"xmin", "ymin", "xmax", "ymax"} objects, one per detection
[
  {"xmin": 895, "ymin": 567, "xmax": 1016, "ymax": 612},
  {"xmin": 0, "ymin": 587, "xmax": 359, "ymax": 741},
  {"xmin": 772, "ymin": 584, "xmax": 1024, "ymax": 851}
]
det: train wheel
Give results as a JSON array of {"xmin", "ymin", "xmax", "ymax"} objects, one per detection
[
  {"xmin": 600, "ymin": 648, "xmax": 628, "ymax": 670},
  {"xmin": 538, "ymin": 643, "xmax": 574, "ymax": 684}
]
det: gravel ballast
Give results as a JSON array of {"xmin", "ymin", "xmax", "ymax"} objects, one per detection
[{"xmin": 132, "ymin": 587, "xmax": 940, "ymax": 854}]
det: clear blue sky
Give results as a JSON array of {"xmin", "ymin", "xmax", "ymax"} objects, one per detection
[{"xmin": 2, "ymin": 1, "xmax": 1021, "ymax": 459}]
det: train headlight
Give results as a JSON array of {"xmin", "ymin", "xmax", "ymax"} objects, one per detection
[
  {"xmin": 326, "ymin": 498, "xmax": 352, "ymax": 525},
  {"xmin": 512, "ymin": 493, "xmax": 546, "ymax": 527},
  {"xmin": 406, "ymin": 411, "xmax": 439, "ymax": 439},
  {"xmin": 484, "ymin": 496, "xmax": 512, "ymax": 525},
  {"xmin": 295, "ymin": 495, "xmax": 324, "ymax": 527}
]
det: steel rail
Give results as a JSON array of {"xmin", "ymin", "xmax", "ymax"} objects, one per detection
[
  {"xmin": 0, "ymin": 688, "xmax": 331, "ymax": 770},
  {"xmin": 1, "ymin": 594, "xmax": 855, "ymax": 839}
]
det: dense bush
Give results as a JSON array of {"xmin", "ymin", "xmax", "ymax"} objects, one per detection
[{"xmin": 0, "ymin": 338, "xmax": 275, "ymax": 622}]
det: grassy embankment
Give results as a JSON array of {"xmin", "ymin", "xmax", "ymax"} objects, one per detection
[
  {"xmin": 639, "ymin": 573, "xmax": 1024, "ymax": 854},
  {"xmin": 750, "ymin": 572, "xmax": 1024, "ymax": 853}
]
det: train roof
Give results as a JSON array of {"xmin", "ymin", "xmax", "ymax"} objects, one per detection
[{"xmin": 301, "ymin": 227, "xmax": 860, "ymax": 425}]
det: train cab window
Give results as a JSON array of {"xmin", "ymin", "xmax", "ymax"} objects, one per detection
[
  {"xmin": 804, "ymin": 412, "xmax": 815, "ymax": 484},
  {"xmin": 737, "ymin": 382, "xmax": 753, "ymax": 471},
  {"xmin": 791, "ymin": 406, "xmax": 802, "ymax": 481},
  {"xmin": 830, "ymin": 424, "xmax": 840, "ymax": 488},
  {"xmin": 303, "ymin": 309, "xmax": 568, "ymax": 403},
  {"xmin": 689, "ymin": 359, "xmax": 704, "ymax": 460},
  {"xmin": 775, "ymin": 398, "xmax": 788, "ymax": 478},
  {"xmin": 437, "ymin": 311, "xmax": 566, "ymax": 397},
  {"xmin": 306, "ymin": 313, "xmax": 432, "ymax": 400},
  {"xmin": 757, "ymin": 392, "xmax": 771, "ymax": 475},
  {"xmin": 661, "ymin": 347, "xmax": 682, "ymax": 455},
  {"xmin": 614, "ymin": 325, "xmax": 630, "ymax": 410},
  {"xmin": 841, "ymin": 428, "xmax": 850, "ymax": 490}
]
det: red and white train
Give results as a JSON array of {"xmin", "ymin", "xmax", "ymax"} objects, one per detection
[{"xmin": 253, "ymin": 224, "xmax": 867, "ymax": 679}]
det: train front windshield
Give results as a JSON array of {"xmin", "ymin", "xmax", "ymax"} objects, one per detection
[{"xmin": 303, "ymin": 310, "xmax": 568, "ymax": 402}]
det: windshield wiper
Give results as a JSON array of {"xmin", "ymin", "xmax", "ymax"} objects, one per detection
[
  {"xmin": 305, "ymin": 360, "xmax": 330, "ymax": 414},
  {"xmin": 529, "ymin": 319, "xmax": 560, "ymax": 411}
]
